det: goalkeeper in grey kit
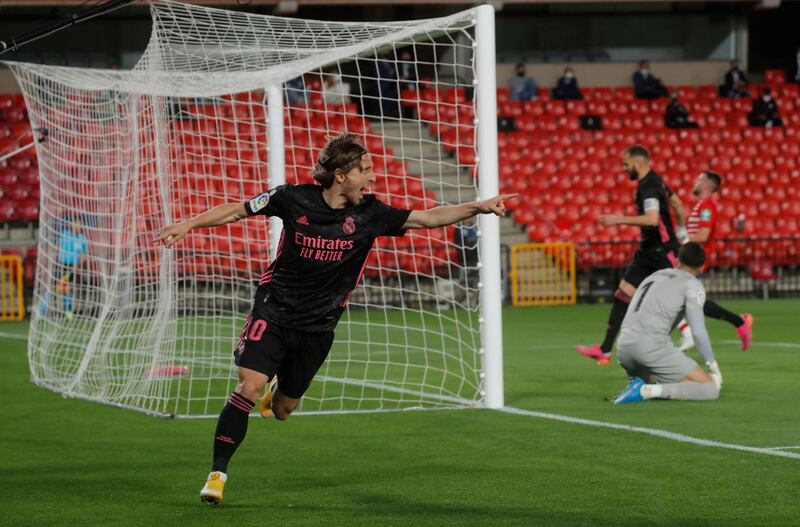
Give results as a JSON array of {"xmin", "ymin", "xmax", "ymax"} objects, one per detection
[
  {"xmin": 154, "ymin": 132, "xmax": 516, "ymax": 504},
  {"xmin": 612, "ymin": 242, "xmax": 722, "ymax": 404}
]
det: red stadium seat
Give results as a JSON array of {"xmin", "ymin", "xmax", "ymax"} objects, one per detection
[
  {"xmin": 0, "ymin": 202, "xmax": 15, "ymax": 222},
  {"xmin": 18, "ymin": 200, "xmax": 38, "ymax": 221},
  {"xmin": 614, "ymin": 87, "xmax": 634, "ymax": 100},
  {"xmin": 696, "ymin": 86, "xmax": 717, "ymax": 99},
  {"xmin": 590, "ymin": 87, "xmax": 613, "ymax": 102},
  {"xmin": 764, "ymin": 69, "xmax": 785, "ymax": 84}
]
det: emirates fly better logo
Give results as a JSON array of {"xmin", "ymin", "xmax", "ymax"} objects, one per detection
[{"xmin": 343, "ymin": 216, "xmax": 356, "ymax": 235}]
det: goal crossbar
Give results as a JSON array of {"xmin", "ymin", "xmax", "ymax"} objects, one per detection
[{"xmin": 7, "ymin": 0, "xmax": 503, "ymax": 417}]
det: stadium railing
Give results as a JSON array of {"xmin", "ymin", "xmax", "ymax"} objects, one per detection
[
  {"xmin": 0, "ymin": 254, "xmax": 25, "ymax": 321},
  {"xmin": 509, "ymin": 241, "xmax": 576, "ymax": 306},
  {"xmin": 575, "ymin": 237, "xmax": 800, "ymax": 301}
]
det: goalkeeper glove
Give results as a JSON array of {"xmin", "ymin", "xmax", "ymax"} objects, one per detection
[{"xmin": 706, "ymin": 360, "xmax": 722, "ymax": 389}]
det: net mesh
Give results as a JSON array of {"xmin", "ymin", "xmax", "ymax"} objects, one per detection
[{"xmin": 8, "ymin": 0, "xmax": 487, "ymax": 417}]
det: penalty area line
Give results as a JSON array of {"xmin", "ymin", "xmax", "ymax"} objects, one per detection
[{"xmin": 500, "ymin": 406, "xmax": 800, "ymax": 461}]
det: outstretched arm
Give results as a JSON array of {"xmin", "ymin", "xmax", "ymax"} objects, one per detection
[
  {"xmin": 599, "ymin": 210, "xmax": 659, "ymax": 228},
  {"xmin": 403, "ymin": 194, "xmax": 517, "ymax": 229},
  {"xmin": 154, "ymin": 202, "xmax": 248, "ymax": 248}
]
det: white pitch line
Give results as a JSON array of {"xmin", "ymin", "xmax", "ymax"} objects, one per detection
[
  {"xmin": 508, "ymin": 341, "xmax": 800, "ymax": 352},
  {"xmin": 767, "ymin": 446, "xmax": 800, "ymax": 451},
  {"xmin": 500, "ymin": 406, "xmax": 800, "ymax": 461},
  {"xmin": 720, "ymin": 340, "xmax": 800, "ymax": 349},
  {"xmin": 0, "ymin": 331, "xmax": 27, "ymax": 340}
]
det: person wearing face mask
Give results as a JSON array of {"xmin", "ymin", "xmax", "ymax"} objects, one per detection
[
  {"xmin": 633, "ymin": 59, "xmax": 669, "ymax": 100},
  {"xmin": 577, "ymin": 145, "xmax": 686, "ymax": 366},
  {"xmin": 508, "ymin": 63, "xmax": 538, "ymax": 101},
  {"xmin": 721, "ymin": 59, "xmax": 751, "ymax": 98},
  {"xmin": 664, "ymin": 91, "xmax": 698, "ymax": 129},
  {"xmin": 748, "ymin": 88, "xmax": 783, "ymax": 127},
  {"xmin": 552, "ymin": 67, "xmax": 582, "ymax": 100}
]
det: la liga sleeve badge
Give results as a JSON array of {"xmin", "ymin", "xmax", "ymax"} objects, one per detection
[{"xmin": 249, "ymin": 192, "xmax": 270, "ymax": 213}]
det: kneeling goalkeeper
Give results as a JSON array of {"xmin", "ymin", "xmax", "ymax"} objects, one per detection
[
  {"xmin": 612, "ymin": 242, "xmax": 722, "ymax": 404},
  {"xmin": 155, "ymin": 132, "xmax": 515, "ymax": 504}
]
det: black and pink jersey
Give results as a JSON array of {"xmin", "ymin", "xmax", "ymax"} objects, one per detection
[
  {"xmin": 244, "ymin": 184, "xmax": 411, "ymax": 332},
  {"xmin": 634, "ymin": 170, "xmax": 679, "ymax": 253}
]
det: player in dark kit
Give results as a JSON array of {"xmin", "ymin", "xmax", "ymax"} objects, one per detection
[
  {"xmin": 577, "ymin": 145, "xmax": 686, "ymax": 365},
  {"xmin": 155, "ymin": 132, "xmax": 515, "ymax": 504}
]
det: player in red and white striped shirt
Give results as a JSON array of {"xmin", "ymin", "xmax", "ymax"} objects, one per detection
[{"xmin": 677, "ymin": 171, "xmax": 753, "ymax": 352}]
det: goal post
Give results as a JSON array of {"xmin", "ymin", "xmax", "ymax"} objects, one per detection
[
  {"xmin": 475, "ymin": 4, "xmax": 504, "ymax": 409},
  {"xmin": 7, "ymin": 0, "xmax": 504, "ymax": 417},
  {"xmin": 266, "ymin": 83, "xmax": 285, "ymax": 261}
]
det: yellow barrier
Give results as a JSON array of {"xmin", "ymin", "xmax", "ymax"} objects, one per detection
[
  {"xmin": 0, "ymin": 255, "xmax": 25, "ymax": 321},
  {"xmin": 510, "ymin": 242, "xmax": 576, "ymax": 306}
]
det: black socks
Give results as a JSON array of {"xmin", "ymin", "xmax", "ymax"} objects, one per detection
[
  {"xmin": 601, "ymin": 290, "xmax": 631, "ymax": 355},
  {"xmin": 703, "ymin": 300, "xmax": 744, "ymax": 328},
  {"xmin": 211, "ymin": 392, "xmax": 254, "ymax": 473}
]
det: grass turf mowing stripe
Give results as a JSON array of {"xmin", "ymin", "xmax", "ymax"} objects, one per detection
[{"xmin": 500, "ymin": 406, "xmax": 800, "ymax": 460}]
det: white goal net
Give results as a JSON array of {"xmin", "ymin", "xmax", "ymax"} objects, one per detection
[{"xmin": 7, "ymin": 0, "xmax": 502, "ymax": 417}]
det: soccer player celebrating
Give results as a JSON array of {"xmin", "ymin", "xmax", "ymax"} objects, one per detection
[
  {"xmin": 577, "ymin": 145, "xmax": 686, "ymax": 365},
  {"xmin": 612, "ymin": 242, "xmax": 722, "ymax": 404},
  {"xmin": 154, "ymin": 132, "xmax": 515, "ymax": 504},
  {"xmin": 675, "ymin": 171, "xmax": 753, "ymax": 351}
]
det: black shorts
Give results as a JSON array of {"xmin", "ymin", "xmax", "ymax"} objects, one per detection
[
  {"xmin": 622, "ymin": 247, "xmax": 678, "ymax": 288},
  {"xmin": 233, "ymin": 314, "xmax": 335, "ymax": 399}
]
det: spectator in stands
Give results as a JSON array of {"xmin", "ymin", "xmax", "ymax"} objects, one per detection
[
  {"xmin": 322, "ymin": 73, "xmax": 351, "ymax": 105},
  {"xmin": 664, "ymin": 91, "xmax": 699, "ymax": 129},
  {"xmin": 795, "ymin": 47, "xmax": 800, "ymax": 84},
  {"xmin": 748, "ymin": 87, "xmax": 783, "ymax": 128},
  {"xmin": 396, "ymin": 49, "xmax": 418, "ymax": 119},
  {"xmin": 398, "ymin": 49, "xmax": 417, "ymax": 91},
  {"xmin": 376, "ymin": 55, "xmax": 399, "ymax": 118},
  {"xmin": 721, "ymin": 59, "xmax": 751, "ymax": 98},
  {"xmin": 285, "ymin": 76, "xmax": 307, "ymax": 106},
  {"xmin": 633, "ymin": 60, "xmax": 669, "ymax": 100},
  {"xmin": 551, "ymin": 67, "xmax": 582, "ymax": 100},
  {"xmin": 508, "ymin": 63, "xmax": 538, "ymax": 101}
]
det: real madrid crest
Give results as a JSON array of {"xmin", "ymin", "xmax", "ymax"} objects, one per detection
[{"xmin": 343, "ymin": 216, "xmax": 356, "ymax": 235}]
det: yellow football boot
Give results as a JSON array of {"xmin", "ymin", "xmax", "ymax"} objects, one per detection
[
  {"xmin": 258, "ymin": 377, "xmax": 278, "ymax": 418},
  {"xmin": 200, "ymin": 471, "xmax": 226, "ymax": 504}
]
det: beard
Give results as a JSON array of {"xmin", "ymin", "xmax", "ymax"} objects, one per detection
[{"xmin": 627, "ymin": 169, "xmax": 639, "ymax": 181}]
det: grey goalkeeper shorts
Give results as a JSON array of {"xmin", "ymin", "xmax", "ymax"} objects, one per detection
[{"xmin": 616, "ymin": 340, "xmax": 697, "ymax": 384}]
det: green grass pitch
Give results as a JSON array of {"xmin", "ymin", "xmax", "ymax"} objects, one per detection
[{"xmin": 2, "ymin": 299, "xmax": 799, "ymax": 526}]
